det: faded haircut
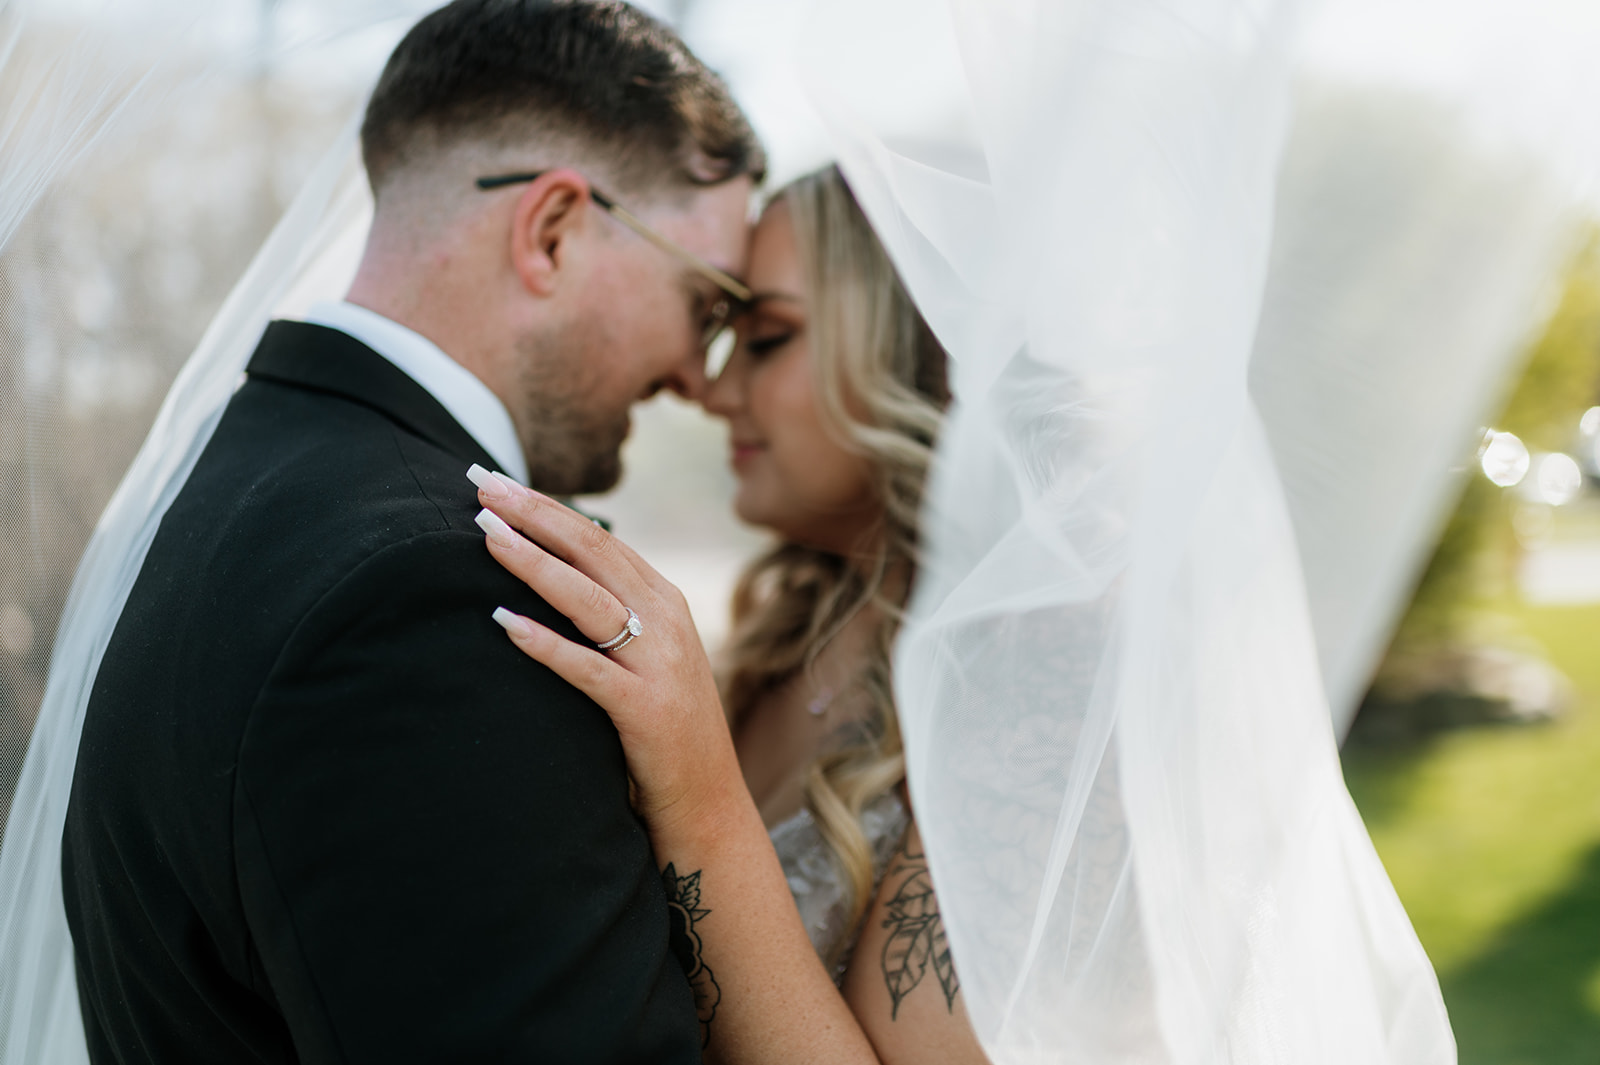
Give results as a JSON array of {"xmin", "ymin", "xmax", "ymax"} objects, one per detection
[{"xmin": 360, "ymin": 0, "xmax": 765, "ymax": 200}]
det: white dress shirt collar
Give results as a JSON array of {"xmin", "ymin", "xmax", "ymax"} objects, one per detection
[{"xmin": 300, "ymin": 301, "xmax": 529, "ymax": 485}]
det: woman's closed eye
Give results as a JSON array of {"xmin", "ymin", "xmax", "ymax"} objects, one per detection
[{"xmin": 744, "ymin": 331, "xmax": 796, "ymax": 358}]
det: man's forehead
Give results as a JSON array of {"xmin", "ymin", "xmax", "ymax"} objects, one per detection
[
  {"xmin": 660, "ymin": 178, "xmax": 756, "ymax": 267},
  {"xmin": 668, "ymin": 178, "xmax": 755, "ymax": 227}
]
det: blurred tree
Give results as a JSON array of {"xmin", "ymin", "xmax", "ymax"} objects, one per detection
[
  {"xmin": 1363, "ymin": 228, "xmax": 1600, "ymax": 729},
  {"xmin": 1499, "ymin": 230, "xmax": 1600, "ymax": 452}
]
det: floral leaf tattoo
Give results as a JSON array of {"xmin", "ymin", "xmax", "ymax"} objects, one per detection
[
  {"xmin": 880, "ymin": 842, "xmax": 959, "ymax": 1019},
  {"xmin": 662, "ymin": 863, "xmax": 720, "ymax": 1047}
]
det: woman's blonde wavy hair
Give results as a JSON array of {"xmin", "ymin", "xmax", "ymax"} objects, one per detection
[{"xmin": 719, "ymin": 164, "xmax": 949, "ymax": 961}]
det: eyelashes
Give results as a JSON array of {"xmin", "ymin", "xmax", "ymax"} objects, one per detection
[{"xmin": 744, "ymin": 333, "xmax": 795, "ymax": 357}]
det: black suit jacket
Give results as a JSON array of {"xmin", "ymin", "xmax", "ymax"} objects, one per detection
[{"xmin": 61, "ymin": 321, "xmax": 701, "ymax": 1064}]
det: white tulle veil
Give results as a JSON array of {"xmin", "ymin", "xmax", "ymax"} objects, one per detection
[
  {"xmin": 796, "ymin": 0, "xmax": 1597, "ymax": 1060},
  {"xmin": 3, "ymin": 0, "xmax": 1598, "ymax": 1062}
]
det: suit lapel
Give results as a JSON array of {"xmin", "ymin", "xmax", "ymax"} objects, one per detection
[{"xmin": 246, "ymin": 320, "xmax": 500, "ymax": 472}]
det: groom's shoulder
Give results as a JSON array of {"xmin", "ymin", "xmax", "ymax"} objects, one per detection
[
  {"xmin": 118, "ymin": 363, "xmax": 527, "ymax": 700},
  {"xmin": 180, "ymin": 367, "xmax": 491, "ymax": 562}
]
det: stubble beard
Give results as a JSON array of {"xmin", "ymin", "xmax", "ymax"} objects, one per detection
[{"xmin": 509, "ymin": 336, "xmax": 632, "ymax": 497}]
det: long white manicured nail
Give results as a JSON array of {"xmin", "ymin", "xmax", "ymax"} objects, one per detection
[
  {"xmin": 498, "ymin": 471, "xmax": 548, "ymax": 501},
  {"xmin": 475, "ymin": 507, "xmax": 516, "ymax": 546},
  {"xmin": 492, "ymin": 606, "xmax": 534, "ymax": 637},
  {"xmin": 467, "ymin": 464, "xmax": 511, "ymax": 500}
]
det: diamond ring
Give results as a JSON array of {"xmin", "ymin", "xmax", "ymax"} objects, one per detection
[{"xmin": 596, "ymin": 607, "xmax": 643, "ymax": 653}]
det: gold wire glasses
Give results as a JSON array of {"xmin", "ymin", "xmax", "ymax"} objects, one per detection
[{"xmin": 476, "ymin": 171, "xmax": 751, "ymax": 348}]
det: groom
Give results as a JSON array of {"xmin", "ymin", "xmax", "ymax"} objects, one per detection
[{"xmin": 60, "ymin": 1, "xmax": 761, "ymax": 1061}]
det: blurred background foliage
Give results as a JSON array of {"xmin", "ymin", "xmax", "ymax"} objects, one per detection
[
  {"xmin": 1358, "ymin": 230, "xmax": 1600, "ymax": 725},
  {"xmin": 1380, "ymin": 230, "xmax": 1600, "ymax": 654}
]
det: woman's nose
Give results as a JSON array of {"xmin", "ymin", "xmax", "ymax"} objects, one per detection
[{"xmin": 700, "ymin": 350, "xmax": 743, "ymax": 418}]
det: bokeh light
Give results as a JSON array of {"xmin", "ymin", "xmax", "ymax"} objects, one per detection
[
  {"xmin": 1533, "ymin": 451, "xmax": 1585, "ymax": 505},
  {"xmin": 1481, "ymin": 429, "xmax": 1532, "ymax": 486},
  {"xmin": 1580, "ymin": 406, "xmax": 1600, "ymax": 475}
]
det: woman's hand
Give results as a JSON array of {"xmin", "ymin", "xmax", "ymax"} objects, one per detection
[
  {"xmin": 466, "ymin": 465, "xmax": 746, "ymax": 837},
  {"xmin": 464, "ymin": 466, "xmax": 969, "ymax": 1065}
]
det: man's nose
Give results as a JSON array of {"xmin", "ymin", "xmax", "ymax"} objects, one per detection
[{"xmin": 662, "ymin": 347, "xmax": 708, "ymax": 402}]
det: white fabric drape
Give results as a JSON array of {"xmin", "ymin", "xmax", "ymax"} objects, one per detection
[
  {"xmin": 1251, "ymin": 74, "xmax": 1582, "ymax": 734},
  {"xmin": 801, "ymin": 0, "xmax": 1595, "ymax": 1061}
]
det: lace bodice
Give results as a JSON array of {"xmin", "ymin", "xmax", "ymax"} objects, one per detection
[{"xmin": 769, "ymin": 791, "xmax": 910, "ymax": 979}]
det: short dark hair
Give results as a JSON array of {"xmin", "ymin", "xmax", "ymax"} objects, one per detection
[{"xmin": 361, "ymin": 0, "xmax": 765, "ymax": 198}]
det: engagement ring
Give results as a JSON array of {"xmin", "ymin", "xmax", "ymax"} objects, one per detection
[{"xmin": 597, "ymin": 608, "xmax": 643, "ymax": 653}]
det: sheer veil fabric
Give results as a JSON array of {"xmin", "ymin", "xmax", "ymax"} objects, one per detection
[
  {"xmin": 801, "ymin": 0, "xmax": 1593, "ymax": 1061},
  {"xmin": 1, "ymin": 0, "xmax": 1596, "ymax": 1062},
  {"xmin": 795, "ymin": 0, "xmax": 1600, "ymax": 1060}
]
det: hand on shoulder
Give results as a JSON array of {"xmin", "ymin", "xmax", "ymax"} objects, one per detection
[{"xmin": 467, "ymin": 465, "xmax": 749, "ymax": 839}]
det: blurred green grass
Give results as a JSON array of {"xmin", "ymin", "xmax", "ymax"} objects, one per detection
[{"xmin": 1344, "ymin": 601, "xmax": 1600, "ymax": 1065}]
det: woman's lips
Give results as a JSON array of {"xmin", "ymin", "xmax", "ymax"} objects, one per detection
[{"xmin": 730, "ymin": 442, "xmax": 764, "ymax": 467}]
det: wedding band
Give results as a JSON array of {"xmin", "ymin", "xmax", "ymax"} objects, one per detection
[{"xmin": 596, "ymin": 607, "xmax": 643, "ymax": 653}]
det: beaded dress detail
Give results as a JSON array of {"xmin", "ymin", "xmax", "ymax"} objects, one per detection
[{"xmin": 769, "ymin": 791, "xmax": 909, "ymax": 980}]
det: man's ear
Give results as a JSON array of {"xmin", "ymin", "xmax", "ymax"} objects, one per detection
[{"xmin": 509, "ymin": 169, "xmax": 592, "ymax": 297}]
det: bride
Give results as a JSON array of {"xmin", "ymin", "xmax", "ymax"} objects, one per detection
[{"xmin": 478, "ymin": 162, "xmax": 989, "ymax": 1063}]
